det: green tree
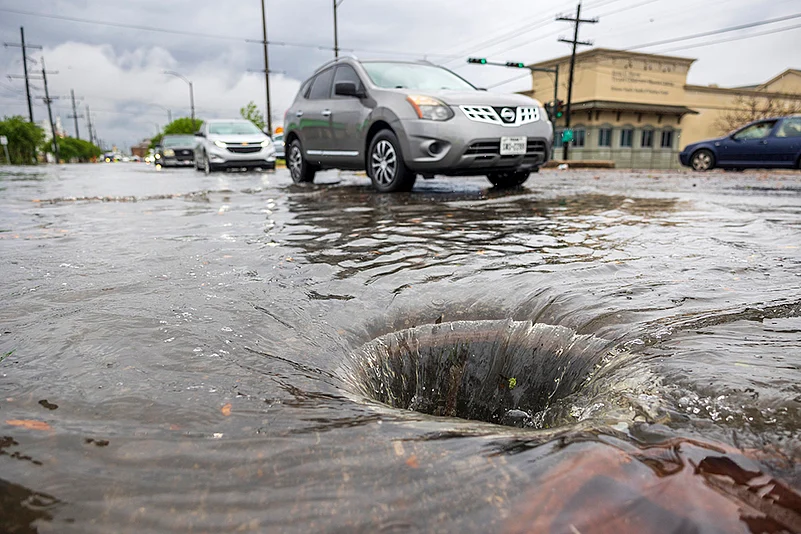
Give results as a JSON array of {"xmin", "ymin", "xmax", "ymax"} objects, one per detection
[
  {"xmin": 55, "ymin": 137, "xmax": 102, "ymax": 162},
  {"xmin": 149, "ymin": 117, "xmax": 203, "ymax": 149},
  {"xmin": 714, "ymin": 94, "xmax": 801, "ymax": 135},
  {"xmin": 240, "ymin": 101, "xmax": 266, "ymax": 132},
  {"xmin": 0, "ymin": 115, "xmax": 45, "ymax": 165}
]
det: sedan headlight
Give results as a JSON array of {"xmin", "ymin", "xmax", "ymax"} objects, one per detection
[
  {"xmin": 163, "ymin": 148, "xmax": 175, "ymax": 157},
  {"xmin": 406, "ymin": 95, "xmax": 454, "ymax": 121},
  {"xmin": 214, "ymin": 140, "xmax": 227, "ymax": 148},
  {"xmin": 260, "ymin": 138, "xmax": 272, "ymax": 147}
]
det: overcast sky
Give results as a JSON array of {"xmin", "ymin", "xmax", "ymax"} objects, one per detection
[{"xmin": 1, "ymin": 0, "xmax": 798, "ymax": 150}]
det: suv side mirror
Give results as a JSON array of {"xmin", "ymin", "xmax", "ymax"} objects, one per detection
[
  {"xmin": 335, "ymin": 81, "xmax": 364, "ymax": 98},
  {"xmin": 195, "ymin": 131, "xmax": 205, "ymax": 137}
]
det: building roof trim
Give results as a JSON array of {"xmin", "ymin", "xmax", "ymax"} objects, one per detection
[
  {"xmin": 570, "ymin": 99, "xmax": 699, "ymax": 115},
  {"xmin": 527, "ymin": 48, "xmax": 696, "ymax": 69},
  {"xmin": 684, "ymin": 83, "xmax": 801, "ymax": 100},
  {"xmin": 756, "ymin": 68, "xmax": 801, "ymax": 91}
]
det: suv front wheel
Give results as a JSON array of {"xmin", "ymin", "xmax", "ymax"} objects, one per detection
[
  {"xmin": 288, "ymin": 139, "xmax": 316, "ymax": 183},
  {"xmin": 487, "ymin": 170, "xmax": 530, "ymax": 188},
  {"xmin": 368, "ymin": 130, "xmax": 416, "ymax": 193}
]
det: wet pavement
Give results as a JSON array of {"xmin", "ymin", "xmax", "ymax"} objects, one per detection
[{"xmin": 1, "ymin": 163, "xmax": 801, "ymax": 533}]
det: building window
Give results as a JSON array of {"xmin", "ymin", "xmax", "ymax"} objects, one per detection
[
  {"xmin": 573, "ymin": 128, "xmax": 586, "ymax": 147},
  {"xmin": 641, "ymin": 129, "xmax": 654, "ymax": 148},
  {"xmin": 661, "ymin": 129, "xmax": 674, "ymax": 148},
  {"xmin": 554, "ymin": 130, "xmax": 564, "ymax": 147},
  {"xmin": 620, "ymin": 128, "xmax": 633, "ymax": 148},
  {"xmin": 598, "ymin": 127, "xmax": 612, "ymax": 147}
]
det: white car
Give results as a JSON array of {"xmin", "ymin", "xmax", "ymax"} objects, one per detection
[{"xmin": 194, "ymin": 119, "xmax": 276, "ymax": 174}]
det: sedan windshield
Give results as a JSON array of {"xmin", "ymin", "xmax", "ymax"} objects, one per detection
[
  {"xmin": 162, "ymin": 136, "xmax": 195, "ymax": 147},
  {"xmin": 208, "ymin": 121, "xmax": 263, "ymax": 135},
  {"xmin": 362, "ymin": 62, "xmax": 476, "ymax": 91}
]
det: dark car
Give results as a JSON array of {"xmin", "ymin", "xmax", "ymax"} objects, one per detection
[
  {"xmin": 680, "ymin": 115, "xmax": 801, "ymax": 171},
  {"xmin": 154, "ymin": 135, "xmax": 196, "ymax": 168}
]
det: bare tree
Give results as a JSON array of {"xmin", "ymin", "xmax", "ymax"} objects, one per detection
[{"xmin": 715, "ymin": 94, "xmax": 801, "ymax": 135}]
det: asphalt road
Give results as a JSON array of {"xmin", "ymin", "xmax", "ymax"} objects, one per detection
[{"xmin": 1, "ymin": 163, "xmax": 801, "ymax": 533}]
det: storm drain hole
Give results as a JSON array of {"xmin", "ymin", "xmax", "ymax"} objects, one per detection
[{"xmin": 345, "ymin": 320, "xmax": 611, "ymax": 428}]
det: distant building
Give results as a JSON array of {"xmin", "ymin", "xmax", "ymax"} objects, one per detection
[
  {"xmin": 131, "ymin": 139, "xmax": 151, "ymax": 159},
  {"xmin": 523, "ymin": 48, "xmax": 801, "ymax": 169}
]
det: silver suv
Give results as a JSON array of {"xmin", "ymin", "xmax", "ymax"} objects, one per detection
[
  {"xmin": 284, "ymin": 58, "xmax": 553, "ymax": 192},
  {"xmin": 194, "ymin": 119, "xmax": 276, "ymax": 174}
]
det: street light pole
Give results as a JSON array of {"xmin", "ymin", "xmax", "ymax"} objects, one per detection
[{"xmin": 164, "ymin": 70, "xmax": 195, "ymax": 127}]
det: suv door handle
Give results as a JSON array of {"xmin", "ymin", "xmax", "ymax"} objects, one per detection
[
  {"xmin": 321, "ymin": 109, "xmax": 332, "ymax": 117},
  {"xmin": 760, "ymin": 140, "xmax": 768, "ymax": 145},
  {"xmin": 295, "ymin": 111, "xmax": 303, "ymax": 117}
]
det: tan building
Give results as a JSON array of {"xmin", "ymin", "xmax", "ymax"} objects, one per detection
[{"xmin": 523, "ymin": 48, "xmax": 801, "ymax": 168}]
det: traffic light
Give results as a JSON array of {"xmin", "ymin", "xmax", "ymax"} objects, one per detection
[
  {"xmin": 555, "ymin": 99, "xmax": 565, "ymax": 118},
  {"xmin": 505, "ymin": 61, "xmax": 526, "ymax": 68},
  {"xmin": 467, "ymin": 58, "xmax": 488, "ymax": 64}
]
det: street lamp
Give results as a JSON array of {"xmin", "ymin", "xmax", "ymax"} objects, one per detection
[
  {"xmin": 164, "ymin": 70, "xmax": 195, "ymax": 127},
  {"xmin": 152, "ymin": 103, "xmax": 172, "ymax": 124},
  {"xmin": 333, "ymin": 0, "xmax": 345, "ymax": 58}
]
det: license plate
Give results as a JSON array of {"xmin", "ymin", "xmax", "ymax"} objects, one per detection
[{"xmin": 500, "ymin": 136, "xmax": 526, "ymax": 156}]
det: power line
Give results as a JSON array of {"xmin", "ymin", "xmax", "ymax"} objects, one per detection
[
  {"xmin": 484, "ymin": 0, "xmax": 657, "ymax": 60},
  {"xmin": 441, "ymin": 0, "xmax": 623, "ymax": 65},
  {"xmin": 0, "ymin": 7, "xmax": 445, "ymax": 58},
  {"xmin": 487, "ymin": 73, "xmax": 531, "ymax": 89},
  {"xmin": 624, "ymin": 11, "xmax": 801, "ymax": 50},
  {"xmin": 651, "ymin": 21, "xmax": 801, "ymax": 53}
]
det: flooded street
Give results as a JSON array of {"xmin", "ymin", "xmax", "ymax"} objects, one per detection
[{"xmin": 2, "ymin": 163, "xmax": 801, "ymax": 533}]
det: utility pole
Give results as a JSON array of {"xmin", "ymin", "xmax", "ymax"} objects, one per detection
[
  {"xmin": 557, "ymin": 3, "xmax": 597, "ymax": 160},
  {"xmin": 40, "ymin": 58, "xmax": 60, "ymax": 161},
  {"xmin": 85, "ymin": 105, "xmax": 95, "ymax": 145},
  {"xmin": 333, "ymin": 0, "xmax": 340, "ymax": 58},
  {"xmin": 67, "ymin": 89, "xmax": 84, "ymax": 140},
  {"xmin": 260, "ymin": 0, "xmax": 273, "ymax": 135},
  {"xmin": 3, "ymin": 27, "xmax": 42, "ymax": 123}
]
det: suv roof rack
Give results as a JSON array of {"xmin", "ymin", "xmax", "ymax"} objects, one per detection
[{"xmin": 313, "ymin": 55, "xmax": 359, "ymax": 74}]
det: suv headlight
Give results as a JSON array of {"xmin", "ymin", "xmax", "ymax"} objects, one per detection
[
  {"xmin": 260, "ymin": 138, "xmax": 272, "ymax": 147},
  {"xmin": 214, "ymin": 140, "xmax": 227, "ymax": 148},
  {"xmin": 164, "ymin": 148, "xmax": 175, "ymax": 157},
  {"xmin": 406, "ymin": 95, "xmax": 454, "ymax": 121}
]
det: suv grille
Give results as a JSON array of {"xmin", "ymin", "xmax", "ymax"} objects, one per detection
[
  {"xmin": 227, "ymin": 145, "xmax": 261, "ymax": 154},
  {"xmin": 459, "ymin": 106, "xmax": 540, "ymax": 127}
]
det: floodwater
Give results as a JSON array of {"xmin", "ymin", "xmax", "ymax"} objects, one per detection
[{"xmin": 1, "ymin": 163, "xmax": 801, "ymax": 533}]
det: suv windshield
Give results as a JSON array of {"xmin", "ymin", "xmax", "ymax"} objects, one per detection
[
  {"xmin": 162, "ymin": 136, "xmax": 195, "ymax": 147},
  {"xmin": 208, "ymin": 121, "xmax": 263, "ymax": 136},
  {"xmin": 362, "ymin": 62, "xmax": 476, "ymax": 91}
]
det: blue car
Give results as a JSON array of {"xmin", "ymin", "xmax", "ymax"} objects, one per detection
[{"xmin": 680, "ymin": 115, "xmax": 801, "ymax": 171}]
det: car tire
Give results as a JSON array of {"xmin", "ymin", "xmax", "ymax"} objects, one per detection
[
  {"xmin": 367, "ymin": 130, "xmax": 416, "ymax": 193},
  {"xmin": 690, "ymin": 149, "xmax": 715, "ymax": 172},
  {"xmin": 287, "ymin": 140, "xmax": 316, "ymax": 183},
  {"xmin": 487, "ymin": 170, "xmax": 530, "ymax": 188},
  {"xmin": 203, "ymin": 153, "xmax": 216, "ymax": 175}
]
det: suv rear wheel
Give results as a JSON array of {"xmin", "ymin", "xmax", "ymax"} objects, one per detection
[
  {"xmin": 487, "ymin": 170, "xmax": 530, "ymax": 188},
  {"xmin": 288, "ymin": 139, "xmax": 316, "ymax": 183},
  {"xmin": 368, "ymin": 130, "xmax": 416, "ymax": 192}
]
